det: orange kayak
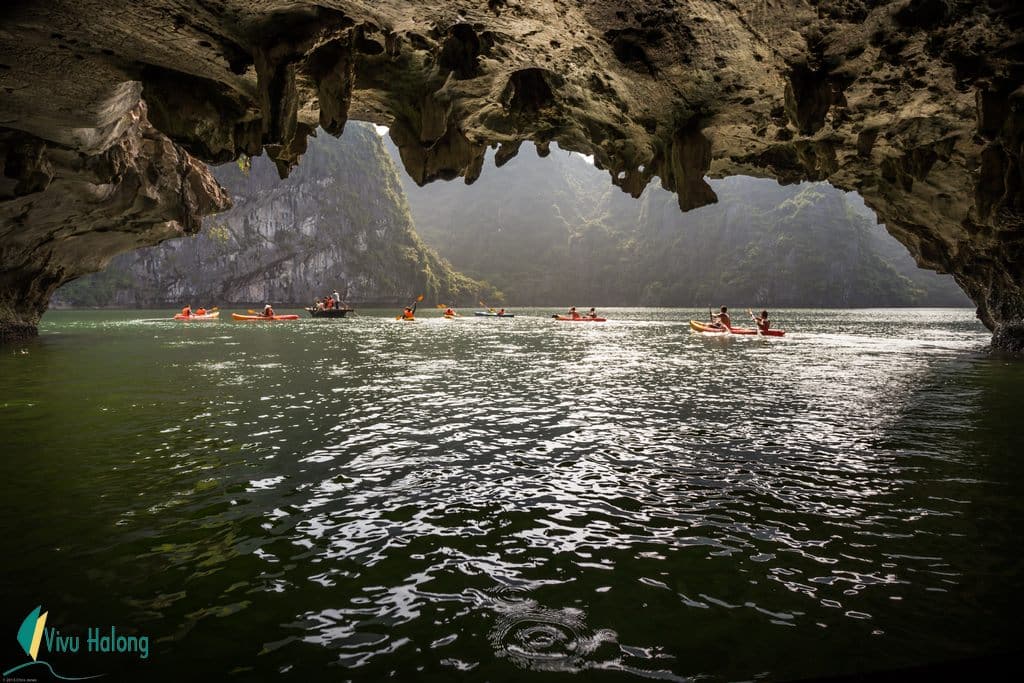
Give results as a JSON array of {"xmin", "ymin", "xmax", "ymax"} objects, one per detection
[
  {"xmin": 689, "ymin": 320, "xmax": 785, "ymax": 337},
  {"xmin": 231, "ymin": 313, "xmax": 299, "ymax": 321},
  {"xmin": 174, "ymin": 311, "xmax": 220, "ymax": 321}
]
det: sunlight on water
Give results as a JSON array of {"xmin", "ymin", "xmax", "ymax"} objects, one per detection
[{"xmin": 1, "ymin": 308, "xmax": 1022, "ymax": 681}]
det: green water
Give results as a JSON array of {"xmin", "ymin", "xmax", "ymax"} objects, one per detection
[{"xmin": 1, "ymin": 308, "xmax": 1022, "ymax": 681}]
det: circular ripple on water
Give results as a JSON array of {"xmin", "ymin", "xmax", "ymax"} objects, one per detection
[{"xmin": 489, "ymin": 602, "xmax": 617, "ymax": 672}]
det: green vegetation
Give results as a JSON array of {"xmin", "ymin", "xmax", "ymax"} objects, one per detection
[
  {"xmin": 56, "ymin": 130, "xmax": 969, "ymax": 310},
  {"xmin": 56, "ymin": 124, "xmax": 496, "ymax": 307},
  {"xmin": 391, "ymin": 142, "xmax": 971, "ymax": 308}
]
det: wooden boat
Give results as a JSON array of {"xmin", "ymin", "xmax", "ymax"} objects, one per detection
[{"xmin": 305, "ymin": 306, "xmax": 354, "ymax": 318}]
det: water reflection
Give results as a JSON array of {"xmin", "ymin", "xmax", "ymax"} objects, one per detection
[{"xmin": 1, "ymin": 309, "xmax": 1020, "ymax": 681}]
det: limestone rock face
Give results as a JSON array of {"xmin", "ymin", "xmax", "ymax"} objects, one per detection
[
  {"xmin": 0, "ymin": 101, "xmax": 228, "ymax": 340},
  {"xmin": 54, "ymin": 124, "xmax": 490, "ymax": 307},
  {"xmin": 0, "ymin": 1, "xmax": 1022, "ymax": 346}
]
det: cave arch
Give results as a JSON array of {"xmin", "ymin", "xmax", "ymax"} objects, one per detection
[{"xmin": 0, "ymin": 1, "xmax": 1021, "ymax": 347}]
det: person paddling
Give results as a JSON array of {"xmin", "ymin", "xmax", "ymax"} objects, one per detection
[
  {"xmin": 444, "ymin": 306, "xmax": 456, "ymax": 317},
  {"xmin": 195, "ymin": 307, "xmax": 207, "ymax": 316},
  {"xmin": 401, "ymin": 306, "xmax": 415, "ymax": 320},
  {"xmin": 262, "ymin": 304, "xmax": 275, "ymax": 318},
  {"xmin": 587, "ymin": 307, "xmax": 598, "ymax": 319},
  {"xmin": 568, "ymin": 306, "xmax": 581, "ymax": 320},
  {"xmin": 181, "ymin": 305, "xmax": 193, "ymax": 318},
  {"xmin": 710, "ymin": 306, "xmax": 731, "ymax": 329},
  {"xmin": 497, "ymin": 307, "xmax": 506, "ymax": 316},
  {"xmin": 749, "ymin": 309, "xmax": 770, "ymax": 333}
]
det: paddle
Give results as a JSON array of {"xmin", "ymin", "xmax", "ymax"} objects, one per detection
[
  {"xmin": 396, "ymin": 294, "xmax": 424, "ymax": 319},
  {"xmin": 748, "ymin": 308, "xmax": 763, "ymax": 338},
  {"xmin": 479, "ymin": 299, "xmax": 496, "ymax": 313}
]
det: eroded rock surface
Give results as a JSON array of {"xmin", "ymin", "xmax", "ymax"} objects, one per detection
[{"xmin": 1, "ymin": 1, "xmax": 1021, "ymax": 346}]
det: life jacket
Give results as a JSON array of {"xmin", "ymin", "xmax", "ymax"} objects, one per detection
[
  {"xmin": 181, "ymin": 306, "xmax": 191, "ymax": 316},
  {"xmin": 445, "ymin": 309, "xmax": 454, "ymax": 315},
  {"xmin": 196, "ymin": 308, "xmax": 206, "ymax": 315}
]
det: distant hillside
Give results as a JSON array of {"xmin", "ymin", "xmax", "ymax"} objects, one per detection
[
  {"xmin": 388, "ymin": 139, "xmax": 971, "ymax": 308},
  {"xmin": 55, "ymin": 124, "xmax": 494, "ymax": 307}
]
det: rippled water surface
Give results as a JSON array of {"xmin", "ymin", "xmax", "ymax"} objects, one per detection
[{"xmin": 2, "ymin": 308, "xmax": 1022, "ymax": 681}]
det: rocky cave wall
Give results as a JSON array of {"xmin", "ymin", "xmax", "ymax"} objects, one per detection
[{"xmin": 0, "ymin": 1, "xmax": 1021, "ymax": 346}]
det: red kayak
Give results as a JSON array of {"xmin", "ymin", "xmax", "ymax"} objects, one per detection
[
  {"xmin": 689, "ymin": 320, "xmax": 785, "ymax": 337},
  {"xmin": 231, "ymin": 313, "xmax": 300, "ymax": 321},
  {"xmin": 173, "ymin": 311, "xmax": 219, "ymax": 321},
  {"xmin": 553, "ymin": 315, "xmax": 606, "ymax": 322}
]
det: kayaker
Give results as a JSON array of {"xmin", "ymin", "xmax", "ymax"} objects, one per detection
[
  {"xmin": 444, "ymin": 306, "xmax": 456, "ymax": 316},
  {"xmin": 181, "ymin": 305, "xmax": 192, "ymax": 318},
  {"xmin": 749, "ymin": 309, "xmax": 770, "ymax": 333},
  {"xmin": 402, "ymin": 306, "xmax": 415, "ymax": 320},
  {"xmin": 195, "ymin": 307, "xmax": 206, "ymax": 316},
  {"xmin": 262, "ymin": 304, "xmax": 275, "ymax": 318},
  {"xmin": 497, "ymin": 307, "xmax": 506, "ymax": 316},
  {"xmin": 587, "ymin": 307, "xmax": 597, "ymax": 319},
  {"xmin": 568, "ymin": 306, "xmax": 580, "ymax": 320},
  {"xmin": 711, "ymin": 306, "xmax": 731, "ymax": 329}
]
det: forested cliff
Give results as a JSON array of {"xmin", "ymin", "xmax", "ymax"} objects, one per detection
[
  {"xmin": 57, "ymin": 129, "xmax": 970, "ymax": 310},
  {"xmin": 55, "ymin": 124, "xmax": 490, "ymax": 307},
  {"xmin": 391, "ymin": 142, "xmax": 970, "ymax": 308}
]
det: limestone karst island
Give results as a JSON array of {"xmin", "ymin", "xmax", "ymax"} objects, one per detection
[{"xmin": 1, "ymin": 2, "xmax": 1021, "ymax": 681}]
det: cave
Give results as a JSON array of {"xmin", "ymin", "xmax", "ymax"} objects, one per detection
[{"xmin": 1, "ymin": 1, "xmax": 1022, "ymax": 348}]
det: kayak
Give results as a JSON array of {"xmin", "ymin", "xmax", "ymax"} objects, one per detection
[
  {"xmin": 689, "ymin": 320, "xmax": 785, "ymax": 337},
  {"xmin": 552, "ymin": 315, "xmax": 606, "ymax": 322},
  {"xmin": 474, "ymin": 311, "xmax": 514, "ymax": 317},
  {"xmin": 443, "ymin": 313, "xmax": 458, "ymax": 319},
  {"xmin": 231, "ymin": 313, "xmax": 300, "ymax": 321},
  {"xmin": 173, "ymin": 311, "xmax": 220, "ymax": 321}
]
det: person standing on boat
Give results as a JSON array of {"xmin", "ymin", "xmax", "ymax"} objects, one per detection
[
  {"xmin": 332, "ymin": 291, "xmax": 341, "ymax": 309},
  {"xmin": 711, "ymin": 306, "xmax": 731, "ymax": 329}
]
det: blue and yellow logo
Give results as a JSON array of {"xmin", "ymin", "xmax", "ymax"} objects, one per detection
[
  {"xmin": 4, "ymin": 606, "xmax": 104, "ymax": 680},
  {"xmin": 16, "ymin": 606, "xmax": 48, "ymax": 663}
]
